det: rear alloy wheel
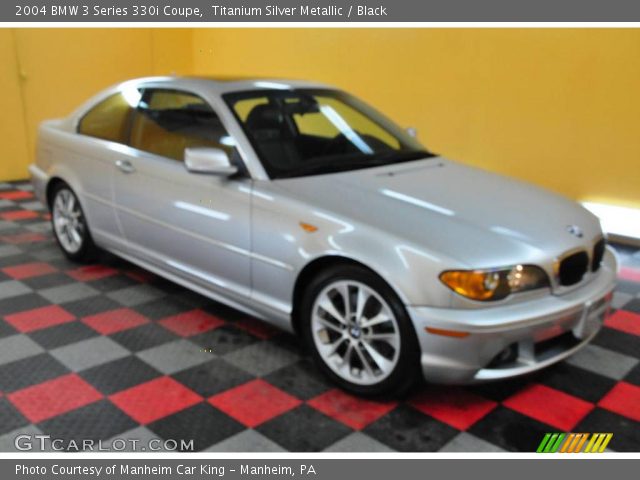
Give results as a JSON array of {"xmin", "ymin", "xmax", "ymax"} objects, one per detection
[
  {"xmin": 302, "ymin": 266, "xmax": 419, "ymax": 397},
  {"xmin": 51, "ymin": 183, "xmax": 96, "ymax": 261}
]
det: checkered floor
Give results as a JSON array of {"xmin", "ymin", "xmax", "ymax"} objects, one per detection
[{"xmin": 0, "ymin": 180, "xmax": 639, "ymax": 452}]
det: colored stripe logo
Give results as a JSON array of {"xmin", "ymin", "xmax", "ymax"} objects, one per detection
[{"xmin": 537, "ymin": 433, "xmax": 613, "ymax": 453}]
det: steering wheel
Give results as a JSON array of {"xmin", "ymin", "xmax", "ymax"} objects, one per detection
[{"xmin": 321, "ymin": 133, "xmax": 352, "ymax": 156}]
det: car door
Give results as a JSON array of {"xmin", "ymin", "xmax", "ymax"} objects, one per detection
[
  {"xmin": 111, "ymin": 87, "xmax": 252, "ymax": 298},
  {"xmin": 73, "ymin": 91, "xmax": 135, "ymax": 249}
]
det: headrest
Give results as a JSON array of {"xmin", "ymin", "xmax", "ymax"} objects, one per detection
[{"xmin": 246, "ymin": 104, "xmax": 285, "ymax": 131}]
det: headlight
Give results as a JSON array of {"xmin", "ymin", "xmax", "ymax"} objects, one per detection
[{"xmin": 439, "ymin": 265, "xmax": 549, "ymax": 301}]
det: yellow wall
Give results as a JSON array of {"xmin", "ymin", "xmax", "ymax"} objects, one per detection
[
  {"xmin": 193, "ymin": 29, "xmax": 640, "ymax": 208},
  {"xmin": 0, "ymin": 31, "xmax": 30, "ymax": 181},
  {"xmin": 2, "ymin": 28, "xmax": 192, "ymax": 179},
  {"xmin": 2, "ymin": 28, "xmax": 639, "ymax": 210}
]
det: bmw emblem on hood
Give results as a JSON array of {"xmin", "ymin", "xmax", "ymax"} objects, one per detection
[{"xmin": 566, "ymin": 224, "xmax": 584, "ymax": 238}]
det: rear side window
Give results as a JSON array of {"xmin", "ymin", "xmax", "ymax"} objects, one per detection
[
  {"xmin": 78, "ymin": 93, "xmax": 134, "ymax": 143},
  {"xmin": 129, "ymin": 89, "xmax": 234, "ymax": 162}
]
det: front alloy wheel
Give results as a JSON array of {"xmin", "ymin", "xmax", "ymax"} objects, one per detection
[
  {"xmin": 302, "ymin": 265, "xmax": 419, "ymax": 397},
  {"xmin": 311, "ymin": 280, "xmax": 401, "ymax": 386}
]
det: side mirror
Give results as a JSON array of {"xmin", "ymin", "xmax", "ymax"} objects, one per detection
[
  {"xmin": 184, "ymin": 148, "xmax": 238, "ymax": 176},
  {"xmin": 406, "ymin": 127, "xmax": 418, "ymax": 138}
]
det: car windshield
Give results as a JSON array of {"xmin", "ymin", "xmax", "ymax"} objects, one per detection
[{"xmin": 223, "ymin": 88, "xmax": 434, "ymax": 179}]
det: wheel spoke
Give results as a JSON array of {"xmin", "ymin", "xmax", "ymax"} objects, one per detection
[
  {"xmin": 360, "ymin": 312, "xmax": 393, "ymax": 328},
  {"xmin": 364, "ymin": 332, "xmax": 398, "ymax": 346},
  {"xmin": 314, "ymin": 315, "xmax": 343, "ymax": 334},
  {"xmin": 54, "ymin": 195, "xmax": 65, "ymax": 214},
  {"xmin": 65, "ymin": 192, "xmax": 75, "ymax": 214},
  {"xmin": 317, "ymin": 296, "xmax": 347, "ymax": 325},
  {"xmin": 354, "ymin": 287, "xmax": 368, "ymax": 323},
  {"xmin": 69, "ymin": 226, "xmax": 82, "ymax": 246},
  {"xmin": 342, "ymin": 343, "xmax": 354, "ymax": 367},
  {"xmin": 361, "ymin": 340, "xmax": 393, "ymax": 373},
  {"xmin": 334, "ymin": 283, "xmax": 351, "ymax": 320},
  {"xmin": 326, "ymin": 337, "xmax": 348, "ymax": 357},
  {"xmin": 355, "ymin": 344, "xmax": 376, "ymax": 377}
]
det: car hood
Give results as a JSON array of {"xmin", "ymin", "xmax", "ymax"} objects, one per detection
[{"xmin": 271, "ymin": 157, "xmax": 603, "ymax": 268}]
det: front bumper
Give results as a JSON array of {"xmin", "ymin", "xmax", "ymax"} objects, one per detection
[{"xmin": 409, "ymin": 247, "xmax": 618, "ymax": 384}]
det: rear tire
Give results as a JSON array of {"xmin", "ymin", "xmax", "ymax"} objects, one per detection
[
  {"xmin": 300, "ymin": 264, "xmax": 420, "ymax": 397},
  {"xmin": 50, "ymin": 182, "xmax": 97, "ymax": 262}
]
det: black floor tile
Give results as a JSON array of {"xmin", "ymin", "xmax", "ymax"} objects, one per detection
[
  {"xmin": 624, "ymin": 363, "xmax": 640, "ymax": 387},
  {"xmin": 133, "ymin": 297, "xmax": 193, "ymax": 321},
  {"xmin": 21, "ymin": 273, "xmax": 73, "ymax": 290},
  {"xmin": 257, "ymin": 405, "xmax": 352, "ymax": 452},
  {"xmin": 263, "ymin": 359, "xmax": 332, "ymax": 400},
  {"xmin": 576, "ymin": 408, "xmax": 640, "ymax": 452},
  {"xmin": 62, "ymin": 295, "xmax": 122, "ymax": 318},
  {"xmin": 363, "ymin": 405, "xmax": 458, "ymax": 452},
  {"xmin": 537, "ymin": 362, "xmax": 617, "ymax": 403},
  {"xmin": 29, "ymin": 321, "xmax": 98, "ymax": 350},
  {"xmin": 0, "ymin": 319, "xmax": 17, "ymax": 339},
  {"xmin": 109, "ymin": 323, "xmax": 177, "ymax": 352},
  {"xmin": 0, "ymin": 398, "xmax": 29, "ymax": 435},
  {"xmin": 592, "ymin": 328, "xmax": 640, "ymax": 359},
  {"xmin": 172, "ymin": 358, "xmax": 254, "ymax": 398},
  {"xmin": 0, "ymin": 353, "xmax": 70, "ymax": 393},
  {"xmin": 0, "ymin": 293, "xmax": 49, "ymax": 316},
  {"xmin": 148, "ymin": 403, "xmax": 244, "ymax": 451},
  {"xmin": 80, "ymin": 356, "xmax": 162, "ymax": 395},
  {"xmin": 86, "ymin": 274, "xmax": 138, "ymax": 293},
  {"xmin": 621, "ymin": 298, "xmax": 640, "ymax": 314},
  {"xmin": 190, "ymin": 325, "xmax": 258, "ymax": 356},
  {"xmin": 468, "ymin": 406, "xmax": 553, "ymax": 452},
  {"xmin": 38, "ymin": 400, "xmax": 137, "ymax": 450}
]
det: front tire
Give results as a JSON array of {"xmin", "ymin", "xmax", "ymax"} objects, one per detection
[
  {"xmin": 50, "ymin": 183, "xmax": 97, "ymax": 262},
  {"xmin": 301, "ymin": 265, "xmax": 420, "ymax": 397}
]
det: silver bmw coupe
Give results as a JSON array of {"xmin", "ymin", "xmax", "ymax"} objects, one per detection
[{"xmin": 30, "ymin": 76, "xmax": 617, "ymax": 396}]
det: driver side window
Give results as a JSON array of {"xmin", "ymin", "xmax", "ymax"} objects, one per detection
[{"xmin": 129, "ymin": 89, "xmax": 235, "ymax": 162}]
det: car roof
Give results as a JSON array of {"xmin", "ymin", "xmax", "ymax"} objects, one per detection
[{"xmin": 121, "ymin": 75, "xmax": 335, "ymax": 95}]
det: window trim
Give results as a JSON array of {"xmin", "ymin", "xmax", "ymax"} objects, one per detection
[
  {"xmin": 76, "ymin": 92, "xmax": 137, "ymax": 144},
  {"xmin": 77, "ymin": 85, "xmax": 250, "ymax": 178}
]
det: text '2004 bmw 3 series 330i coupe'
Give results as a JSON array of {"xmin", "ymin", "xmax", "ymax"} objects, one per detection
[{"xmin": 30, "ymin": 76, "xmax": 617, "ymax": 396}]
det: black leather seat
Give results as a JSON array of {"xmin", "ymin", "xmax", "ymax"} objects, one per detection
[{"xmin": 245, "ymin": 104, "xmax": 301, "ymax": 170}]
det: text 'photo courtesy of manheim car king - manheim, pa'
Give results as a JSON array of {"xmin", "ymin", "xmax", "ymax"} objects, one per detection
[{"xmin": 30, "ymin": 75, "xmax": 617, "ymax": 397}]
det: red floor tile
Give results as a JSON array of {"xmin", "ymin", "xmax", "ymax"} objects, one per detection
[
  {"xmin": 0, "ymin": 210, "xmax": 39, "ymax": 221},
  {"xmin": 109, "ymin": 377, "xmax": 202, "ymax": 424},
  {"xmin": 409, "ymin": 387, "xmax": 498, "ymax": 430},
  {"xmin": 66, "ymin": 265, "xmax": 118, "ymax": 282},
  {"xmin": 82, "ymin": 308, "xmax": 149, "ymax": 335},
  {"xmin": 4, "ymin": 305, "xmax": 75, "ymax": 333},
  {"xmin": 234, "ymin": 317, "xmax": 279, "ymax": 340},
  {"xmin": 619, "ymin": 267, "xmax": 640, "ymax": 283},
  {"xmin": 0, "ymin": 232, "xmax": 47, "ymax": 244},
  {"xmin": 2, "ymin": 262, "xmax": 57, "ymax": 280},
  {"xmin": 159, "ymin": 310, "xmax": 225, "ymax": 337},
  {"xmin": 503, "ymin": 383, "xmax": 594, "ymax": 430},
  {"xmin": 598, "ymin": 382, "xmax": 640, "ymax": 422},
  {"xmin": 208, "ymin": 379, "xmax": 301, "ymax": 428},
  {"xmin": 605, "ymin": 310, "xmax": 640, "ymax": 337},
  {"xmin": 0, "ymin": 190, "xmax": 33, "ymax": 200},
  {"xmin": 308, "ymin": 389, "xmax": 397, "ymax": 430},
  {"xmin": 8, "ymin": 374, "xmax": 102, "ymax": 423}
]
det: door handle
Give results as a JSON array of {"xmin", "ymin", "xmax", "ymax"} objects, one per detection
[{"xmin": 115, "ymin": 159, "xmax": 136, "ymax": 174}]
